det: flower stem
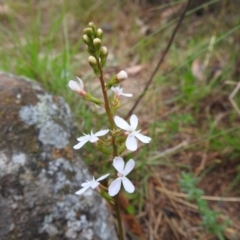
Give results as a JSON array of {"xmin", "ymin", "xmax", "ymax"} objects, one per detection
[
  {"xmin": 97, "ymin": 60, "xmax": 118, "ymax": 157},
  {"xmin": 114, "ymin": 194, "xmax": 125, "ymax": 240},
  {"xmin": 97, "ymin": 60, "xmax": 124, "ymax": 240}
]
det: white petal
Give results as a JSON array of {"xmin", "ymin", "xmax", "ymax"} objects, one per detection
[
  {"xmin": 130, "ymin": 115, "xmax": 138, "ymax": 130},
  {"xmin": 122, "ymin": 177, "xmax": 135, "ymax": 193},
  {"xmin": 111, "ymin": 86, "xmax": 121, "ymax": 93},
  {"xmin": 121, "ymin": 93, "xmax": 132, "ymax": 97},
  {"xmin": 90, "ymin": 181, "xmax": 100, "ymax": 189},
  {"xmin": 89, "ymin": 135, "xmax": 99, "ymax": 143},
  {"xmin": 77, "ymin": 135, "xmax": 89, "ymax": 141},
  {"xmin": 95, "ymin": 129, "xmax": 109, "ymax": 137},
  {"xmin": 134, "ymin": 132, "xmax": 151, "ymax": 143},
  {"xmin": 81, "ymin": 181, "xmax": 91, "ymax": 187},
  {"xmin": 108, "ymin": 178, "xmax": 122, "ymax": 196},
  {"xmin": 76, "ymin": 77, "xmax": 84, "ymax": 89},
  {"xmin": 123, "ymin": 159, "xmax": 135, "ymax": 176},
  {"xmin": 126, "ymin": 135, "xmax": 138, "ymax": 151},
  {"xmin": 96, "ymin": 173, "xmax": 110, "ymax": 182},
  {"xmin": 114, "ymin": 116, "xmax": 130, "ymax": 131},
  {"xmin": 68, "ymin": 80, "xmax": 81, "ymax": 92},
  {"xmin": 113, "ymin": 157, "xmax": 125, "ymax": 173},
  {"xmin": 73, "ymin": 139, "xmax": 89, "ymax": 149},
  {"xmin": 75, "ymin": 186, "xmax": 89, "ymax": 195}
]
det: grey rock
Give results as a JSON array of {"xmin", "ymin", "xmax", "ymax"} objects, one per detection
[{"xmin": 0, "ymin": 72, "xmax": 117, "ymax": 240}]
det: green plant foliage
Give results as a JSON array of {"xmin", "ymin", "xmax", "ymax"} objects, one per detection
[{"xmin": 179, "ymin": 172, "xmax": 230, "ymax": 240}]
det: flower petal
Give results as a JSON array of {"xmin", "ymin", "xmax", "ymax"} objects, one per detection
[
  {"xmin": 89, "ymin": 135, "xmax": 99, "ymax": 143},
  {"xmin": 114, "ymin": 116, "xmax": 130, "ymax": 131},
  {"xmin": 75, "ymin": 186, "xmax": 89, "ymax": 195},
  {"xmin": 73, "ymin": 139, "xmax": 89, "ymax": 149},
  {"xmin": 77, "ymin": 135, "xmax": 89, "ymax": 141},
  {"xmin": 123, "ymin": 159, "xmax": 135, "ymax": 176},
  {"xmin": 108, "ymin": 178, "xmax": 122, "ymax": 196},
  {"xmin": 96, "ymin": 173, "xmax": 110, "ymax": 182},
  {"xmin": 130, "ymin": 115, "xmax": 138, "ymax": 130},
  {"xmin": 111, "ymin": 86, "xmax": 121, "ymax": 93},
  {"xmin": 68, "ymin": 80, "xmax": 81, "ymax": 92},
  {"xmin": 134, "ymin": 132, "xmax": 151, "ymax": 143},
  {"xmin": 121, "ymin": 93, "xmax": 133, "ymax": 97},
  {"xmin": 126, "ymin": 135, "xmax": 138, "ymax": 151},
  {"xmin": 113, "ymin": 157, "xmax": 125, "ymax": 174},
  {"xmin": 95, "ymin": 129, "xmax": 109, "ymax": 137},
  {"xmin": 81, "ymin": 181, "xmax": 90, "ymax": 187},
  {"xmin": 76, "ymin": 77, "xmax": 84, "ymax": 89},
  {"xmin": 90, "ymin": 181, "xmax": 100, "ymax": 189},
  {"xmin": 122, "ymin": 177, "xmax": 135, "ymax": 193}
]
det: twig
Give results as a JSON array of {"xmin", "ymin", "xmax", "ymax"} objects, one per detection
[
  {"xmin": 148, "ymin": 140, "xmax": 188, "ymax": 162},
  {"xmin": 157, "ymin": 187, "xmax": 240, "ymax": 202},
  {"xmin": 125, "ymin": 0, "xmax": 192, "ymax": 119}
]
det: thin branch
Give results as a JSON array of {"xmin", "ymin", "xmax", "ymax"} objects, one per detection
[{"xmin": 125, "ymin": 0, "xmax": 192, "ymax": 119}]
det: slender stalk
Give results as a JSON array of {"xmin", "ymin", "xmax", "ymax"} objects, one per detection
[
  {"xmin": 97, "ymin": 60, "xmax": 118, "ymax": 157},
  {"xmin": 114, "ymin": 194, "xmax": 125, "ymax": 240},
  {"xmin": 97, "ymin": 60, "xmax": 124, "ymax": 240}
]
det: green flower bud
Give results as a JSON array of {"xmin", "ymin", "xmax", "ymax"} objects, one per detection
[
  {"xmin": 83, "ymin": 27, "xmax": 93, "ymax": 37},
  {"xmin": 88, "ymin": 56, "xmax": 100, "ymax": 76},
  {"xmin": 96, "ymin": 28, "xmax": 103, "ymax": 39},
  {"xmin": 88, "ymin": 22, "xmax": 96, "ymax": 34},
  {"xmin": 83, "ymin": 34, "xmax": 91, "ymax": 44},
  {"xmin": 100, "ymin": 46, "xmax": 108, "ymax": 56},
  {"xmin": 93, "ymin": 38, "xmax": 101, "ymax": 51},
  {"xmin": 100, "ymin": 46, "xmax": 108, "ymax": 67},
  {"xmin": 96, "ymin": 142, "xmax": 111, "ymax": 155},
  {"xmin": 88, "ymin": 55, "xmax": 97, "ymax": 65},
  {"xmin": 105, "ymin": 75, "xmax": 116, "ymax": 90},
  {"xmin": 99, "ymin": 189, "xmax": 114, "ymax": 204},
  {"xmin": 83, "ymin": 92, "xmax": 102, "ymax": 105},
  {"xmin": 118, "ymin": 143, "xmax": 126, "ymax": 155}
]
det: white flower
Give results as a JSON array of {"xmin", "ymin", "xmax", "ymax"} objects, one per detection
[
  {"xmin": 108, "ymin": 157, "xmax": 135, "ymax": 196},
  {"xmin": 111, "ymin": 86, "xmax": 133, "ymax": 98},
  {"xmin": 73, "ymin": 129, "xmax": 109, "ymax": 149},
  {"xmin": 116, "ymin": 70, "xmax": 128, "ymax": 81},
  {"xmin": 68, "ymin": 77, "xmax": 86, "ymax": 96},
  {"xmin": 75, "ymin": 173, "xmax": 110, "ymax": 195},
  {"xmin": 114, "ymin": 114, "xmax": 151, "ymax": 151}
]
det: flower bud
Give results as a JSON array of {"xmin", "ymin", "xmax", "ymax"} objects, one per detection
[
  {"xmin": 83, "ymin": 34, "xmax": 91, "ymax": 44},
  {"xmin": 88, "ymin": 56, "xmax": 100, "ymax": 76},
  {"xmin": 96, "ymin": 28, "xmax": 103, "ymax": 39},
  {"xmin": 84, "ymin": 92, "xmax": 102, "ymax": 105},
  {"xmin": 83, "ymin": 27, "xmax": 93, "ymax": 36},
  {"xmin": 116, "ymin": 70, "xmax": 128, "ymax": 82},
  {"xmin": 100, "ymin": 46, "xmax": 108, "ymax": 56},
  {"xmin": 88, "ymin": 22, "xmax": 96, "ymax": 34},
  {"xmin": 93, "ymin": 38, "xmax": 101, "ymax": 51},
  {"xmin": 96, "ymin": 142, "xmax": 111, "ymax": 155},
  {"xmin": 100, "ymin": 46, "xmax": 108, "ymax": 67},
  {"xmin": 118, "ymin": 143, "xmax": 126, "ymax": 155},
  {"xmin": 88, "ymin": 56, "xmax": 97, "ymax": 65}
]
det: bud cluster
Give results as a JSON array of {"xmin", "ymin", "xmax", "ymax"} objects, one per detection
[{"xmin": 83, "ymin": 22, "xmax": 108, "ymax": 75}]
